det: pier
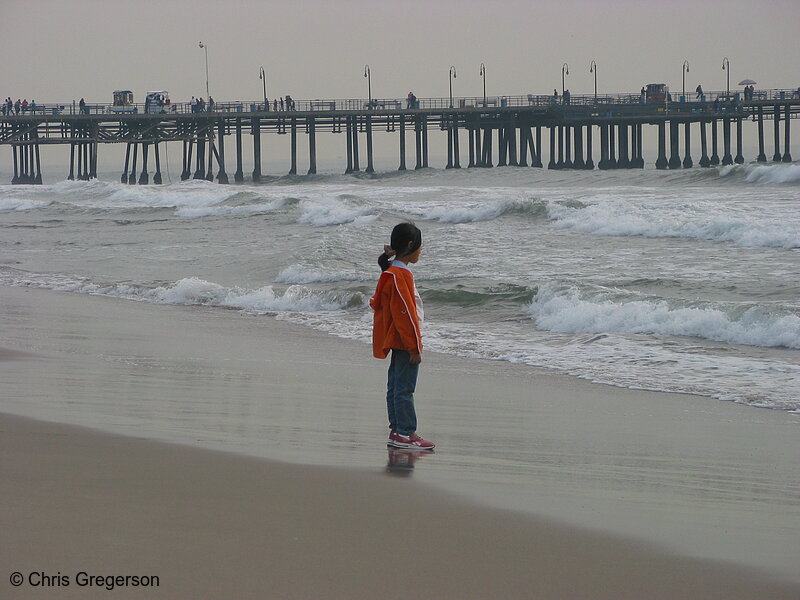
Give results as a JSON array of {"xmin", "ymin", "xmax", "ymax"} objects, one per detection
[{"xmin": 1, "ymin": 89, "xmax": 798, "ymax": 184}]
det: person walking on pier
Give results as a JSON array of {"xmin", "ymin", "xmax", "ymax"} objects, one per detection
[
  {"xmin": 14, "ymin": 99, "xmax": 21, "ymax": 115},
  {"xmin": 208, "ymin": 96, "xmax": 215, "ymax": 112},
  {"xmin": 372, "ymin": 222, "xmax": 435, "ymax": 451},
  {"xmin": 274, "ymin": 98, "xmax": 278, "ymax": 111},
  {"xmin": 279, "ymin": 97, "xmax": 284, "ymax": 111},
  {"xmin": 79, "ymin": 98, "xmax": 86, "ymax": 115},
  {"xmin": 190, "ymin": 96, "xmax": 197, "ymax": 113},
  {"xmin": 695, "ymin": 84, "xmax": 703, "ymax": 100}
]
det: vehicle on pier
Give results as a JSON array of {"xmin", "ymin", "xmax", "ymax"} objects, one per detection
[
  {"xmin": 645, "ymin": 83, "xmax": 669, "ymax": 103},
  {"xmin": 111, "ymin": 90, "xmax": 135, "ymax": 113},
  {"xmin": 145, "ymin": 90, "xmax": 172, "ymax": 114}
]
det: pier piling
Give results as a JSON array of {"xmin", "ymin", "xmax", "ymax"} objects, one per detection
[
  {"xmin": 710, "ymin": 119, "xmax": 720, "ymax": 166},
  {"xmin": 722, "ymin": 118, "xmax": 733, "ymax": 166},
  {"xmin": 783, "ymin": 104, "xmax": 792, "ymax": 162},
  {"xmin": 683, "ymin": 122, "xmax": 693, "ymax": 168}
]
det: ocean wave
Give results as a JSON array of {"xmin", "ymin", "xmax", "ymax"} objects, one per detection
[
  {"xmin": 275, "ymin": 264, "xmax": 366, "ymax": 284},
  {"xmin": 296, "ymin": 199, "xmax": 377, "ymax": 226},
  {"xmin": 720, "ymin": 162, "xmax": 800, "ymax": 185},
  {"xmin": 0, "ymin": 198, "xmax": 52, "ymax": 211},
  {"xmin": 422, "ymin": 283, "xmax": 536, "ymax": 306},
  {"xmin": 545, "ymin": 198, "xmax": 800, "ymax": 249},
  {"xmin": 527, "ymin": 282, "xmax": 800, "ymax": 349},
  {"xmin": 0, "ymin": 268, "xmax": 356, "ymax": 313},
  {"xmin": 174, "ymin": 197, "xmax": 289, "ymax": 218},
  {"xmin": 45, "ymin": 178, "xmax": 243, "ymax": 211},
  {"xmin": 408, "ymin": 197, "xmax": 546, "ymax": 223},
  {"xmin": 147, "ymin": 277, "xmax": 352, "ymax": 312}
]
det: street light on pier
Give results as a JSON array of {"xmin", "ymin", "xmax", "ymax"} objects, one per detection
[
  {"xmin": 449, "ymin": 66, "xmax": 457, "ymax": 108},
  {"xmin": 722, "ymin": 57, "xmax": 730, "ymax": 97},
  {"xmin": 479, "ymin": 63, "xmax": 487, "ymax": 108},
  {"xmin": 364, "ymin": 65, "xmax": 372, "ymax": 108},
  {"xmin": 259, "ymin": 66, "xmax": 267, "ymax": 110},
  {"xmin": 682, "ymin": 60, "xmax": 690, "ymax": 99},
  {"xmin": 198, "ymin": 42, "xmax": 210, "ymax": 99},
  {"xmin": 589, "ymin": 60, "xmax": 597, "ymax": 103},
  {"xmin": 561, "ymin": 62, "xmax": 569, "ymax": 96}
]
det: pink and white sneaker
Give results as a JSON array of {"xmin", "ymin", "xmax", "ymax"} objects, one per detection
[{"xmin": 388, "ymin": 430, "xmax": 435, "ymax": 450}]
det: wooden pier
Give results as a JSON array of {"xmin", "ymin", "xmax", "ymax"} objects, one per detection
[{"xmin": 1, "ymin": 90, "xmax": 798, "ymax": 184}]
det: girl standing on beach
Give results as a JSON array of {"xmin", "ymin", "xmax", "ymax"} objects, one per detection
[{"xmin": 370, "ymin": 223, "xmax": 435, "ymax": 450}]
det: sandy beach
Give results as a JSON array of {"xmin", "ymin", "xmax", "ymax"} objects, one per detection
[
  {"xmin": 2, "ymin": 285, "xmax": 799, "ymax": 599},
  {"xmin": 3, "ymin": 413, "xmax": 799, "ymax": 600}
]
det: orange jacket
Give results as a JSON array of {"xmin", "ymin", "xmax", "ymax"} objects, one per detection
[{"xmin": 370, "ymin": 265, "xmax": 422, "ymax": 358}]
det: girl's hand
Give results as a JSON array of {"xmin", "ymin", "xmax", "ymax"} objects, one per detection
[
  {"xmin": 383, "ymin": 245, "xmax": 396, "ymax": 257},
  {"xmin": 409, "ymin": 352, "xmax": 422, "ymax": 364}
]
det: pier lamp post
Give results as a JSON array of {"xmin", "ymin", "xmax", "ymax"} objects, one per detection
[
  {"xmin": 722, "ymin": 57, "xmax": 730, "ymax": 98},
  {"xmin": 364, "ymin": 64, "xmax": 372, "ymax": 108},
  {"xmin": 259, "ymin": 66, "xmax": 267, "ymax": 110},
  {"xmin": 449, "ymin": 66, "xmax": 457, "ymax": 108},
  {"xmin": 682, "ymin": 60, "xmax": 690, "ymax": 99},
  {"xmin": 589, "ymin": 60, "xmax": 597, "ymax": 104},
  {"xmin": 198, "ymin": 42, "xmax": 209, "ymax": 99},
  {"xmin": 480, "ymin": 63, "xmax": 486, "ymax": 108},
  {"xmin": 561, "ymin": 63, "xmax": 569, "ymax": 96}
]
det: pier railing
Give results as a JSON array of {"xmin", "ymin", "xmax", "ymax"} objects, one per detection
[{"xmin": 4, "ymin": 89, "xmax": 798, "ymax": 118}]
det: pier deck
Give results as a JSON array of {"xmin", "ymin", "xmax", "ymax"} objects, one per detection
[{"xmin": 2, "ymin": 89, "xmax": 798, "ymax": 183}]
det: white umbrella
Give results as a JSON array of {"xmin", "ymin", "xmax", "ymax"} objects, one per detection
[{"xmin": 738, "ymin": 79, "xmax": 757, "ymax": 85}]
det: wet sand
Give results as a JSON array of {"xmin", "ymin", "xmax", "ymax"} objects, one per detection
[
  {"xmin": 2, "ymin": 413, "xmax": 799, "ymax": 600},
  {"xmin": 1, "ymin": 285, "xmax": 799, "ymax": 598}
]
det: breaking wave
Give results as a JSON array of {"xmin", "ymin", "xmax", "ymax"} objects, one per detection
[
  {"xmin": 545, "ymin": 198, "xmax": 800, "ymax": 249},
  {"xmin": 527, "ymin": 282, "xmax": 800, "ymax": 349},
  {"xmin": 296, "ymin": 199, "xmax": 377, "ymax": 226},
  {"xmin": 720, "ymin": 162, "xmax": 800, "ymax": 185},
  {"xmin": 0, "ymin": 198, "xmax": 52, "ymax": 211},
  {"xmin": 408, "ymin": 197, "xmax": 547, "ymax": 223},
  {"xmin": 0, "ymin": 268, "xmax": 357, "ymax": 313}
]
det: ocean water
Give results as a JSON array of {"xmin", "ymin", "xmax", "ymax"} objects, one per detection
[{"xmin": 1, "ymin": 162, "xmax": 799, "ymax": 413}]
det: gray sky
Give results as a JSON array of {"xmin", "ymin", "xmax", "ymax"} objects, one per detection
[{"xmin": 2, "ymin": 0, "xmax": 799, "ymax": 105}]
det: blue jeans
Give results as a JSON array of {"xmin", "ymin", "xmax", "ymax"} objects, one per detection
[{"xmin": 386, "ymin": 349, "xmax": 418, "ymax": 436}]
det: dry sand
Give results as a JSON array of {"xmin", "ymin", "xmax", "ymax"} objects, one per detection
[{"xmin": 2, "ymin": 413, "xmax": 799, "ymax": 600}]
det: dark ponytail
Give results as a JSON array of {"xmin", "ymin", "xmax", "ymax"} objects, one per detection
[
  {"xmin": 378, "ymin": 222, "xmax": 422, "ymax": 271},
  {"xmin": 378, "ymin": 252, "xmax": 391, "ymax": 272}
]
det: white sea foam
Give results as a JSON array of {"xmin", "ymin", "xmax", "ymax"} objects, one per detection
[
  {"xmin": 527, "ymin": 283, "xmax": 800, "ymax": 349},
  {"xmin": 545, "ymin": 197, "xmax": 800, "ymax": 249},
  {"xmin": 0, "ymin": 198, "xmax": 51, "ymax": 211}
]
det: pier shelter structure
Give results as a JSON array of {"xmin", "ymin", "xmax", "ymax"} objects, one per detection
[{"xmin": 1, "ymin": 90, "xmax": 797, "ymax": 184}]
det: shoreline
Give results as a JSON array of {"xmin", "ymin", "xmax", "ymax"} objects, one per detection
[
  {"xmin": 1, "ymin": 284, "xmax": 799, "ymax": 588},
  {"xmin": 3, "ymin": 412, "xmax": 799, "ymax": 600}
]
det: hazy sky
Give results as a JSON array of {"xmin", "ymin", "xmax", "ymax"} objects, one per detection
[{"xmin": 3, "ymin": 0, "xmax": 799, "ymax": 105}]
